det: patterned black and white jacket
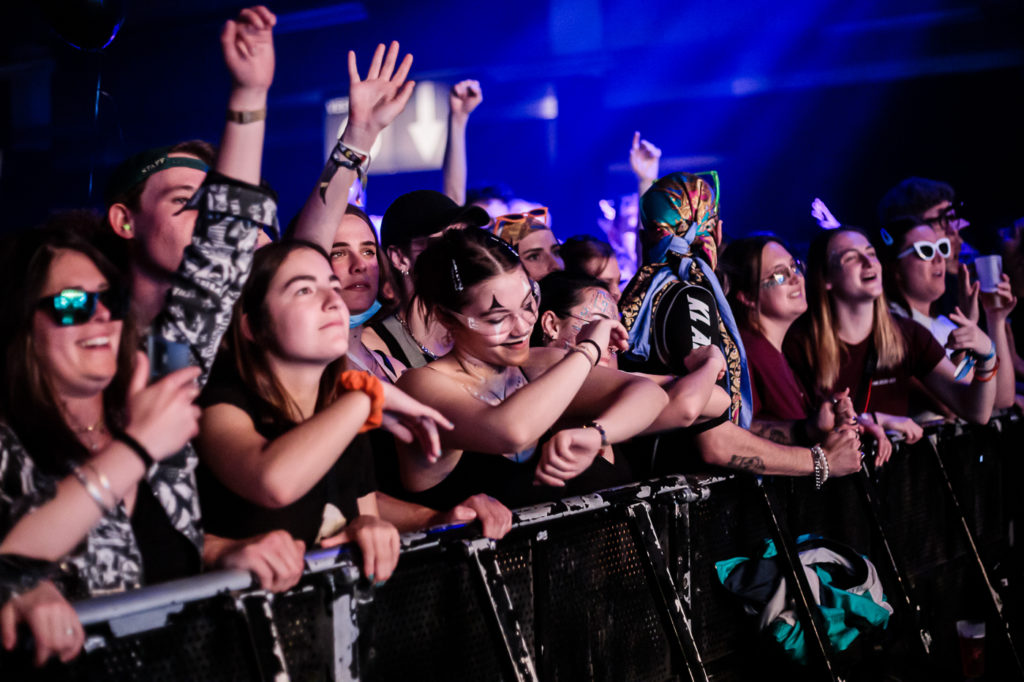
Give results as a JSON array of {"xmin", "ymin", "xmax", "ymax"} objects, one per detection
[{"xmin": 0, "ymin": 173, "xmax": 277, "ymax": 602}]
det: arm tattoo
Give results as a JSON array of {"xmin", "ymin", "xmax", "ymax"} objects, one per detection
[
  {"xmin": 750, "ymin": 420, "xmax": 794, "ymax": 445},
  {"xmin": 728, "ymin": 454, "xmax": 767, "ymax": 473}
]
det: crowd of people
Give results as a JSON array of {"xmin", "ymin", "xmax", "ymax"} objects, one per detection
[{"xmin": 1, "ymin": 6, "xmax": 1021, "ymax": 666}]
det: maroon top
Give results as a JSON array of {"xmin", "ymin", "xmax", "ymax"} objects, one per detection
[
  {"xmin": 741, "ymin": 326, "xmax": 811, "ymax": 421},
  {"xmin": 785, "ymin": 316, "xmax": 946, "ymax": 417}
]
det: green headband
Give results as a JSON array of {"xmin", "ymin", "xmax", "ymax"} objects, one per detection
[{"xmin": 105, "ymin": 146, "xmax": 210, "ymax": 205}]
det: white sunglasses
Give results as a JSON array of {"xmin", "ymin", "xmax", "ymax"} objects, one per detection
[{"xmin": 897, "ymin": 237, "xmax": 952, "ymax": 261}]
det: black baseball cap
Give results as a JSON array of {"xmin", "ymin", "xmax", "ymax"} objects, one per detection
[{"xmin": 380, "ymin": 190, "xmax": 490, "ymax": 250}]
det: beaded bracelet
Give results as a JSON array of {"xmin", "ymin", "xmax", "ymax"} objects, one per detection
[
  {"xmin": 582, "ymin": 420, "xmax": 609, "ymax": 447},
  {"xmin": 810, "ymin": 444, "xmax": 830, "ymax": 490}
]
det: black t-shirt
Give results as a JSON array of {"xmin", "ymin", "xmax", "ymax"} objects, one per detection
[{"xmin": 196, "ymin": 366, "xmax": 376, "ymax": 546}]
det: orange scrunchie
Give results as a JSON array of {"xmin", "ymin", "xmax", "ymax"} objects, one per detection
[{"xmin": 338, "ymin": 370, "xmax": 385, "ymax": 432}]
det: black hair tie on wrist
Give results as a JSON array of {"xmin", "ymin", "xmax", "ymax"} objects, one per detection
[
  {"xmin": 577, "ymin": 339, "xmax": 603, "ymax": 366},
  {"xmin": 110, "ymin": 428, "xmax": 156, "ymax": 470}
]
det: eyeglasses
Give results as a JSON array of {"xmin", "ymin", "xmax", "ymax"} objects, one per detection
[
  {"xmin": 761, "ymin": 260, "xmax": 805, "ymax": 289},
  {"xmin": 36, "ymin": 288, "xmax": 127, "ymax": 326},
  {"xmin": 897, "ymin": 238, "xmax": 952, "ymax": 262},
  {"xmin": 921, "ymin": 202, "xmax": 964, "ymax": 231}
]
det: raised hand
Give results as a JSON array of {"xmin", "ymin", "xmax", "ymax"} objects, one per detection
[
  {"xmin": 449, "ymin": 80, "xmax": 483, "ymax": 120},
  {"xmin": 981, "ymin": 273, "xmax": 1017, "ymax": 321},
  {"xmin": 534, "ymin": 427, "xmax": 603, "ymax": 487},
  {"xmin": 958, "ymin": 263, "xmax": 980, "ymax": 323},
  {"xmin": 342, "ymin": 41, "xmax": 415, "ymax": 150},
  {"xmin": 947, "ymin": 307, "xmax": 994, "ymax": 357},
  {"xmin": 629, "ymin": 131, "xmax": 662, "ymax": 187},
  {"xmin": 125, "ymin": 351, "xmax": 202, "ymax": 461},
  {"xmin": 221, "ymin": 6, "xmax": 276, "ymax": 94}
]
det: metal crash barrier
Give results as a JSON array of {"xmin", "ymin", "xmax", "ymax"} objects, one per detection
[{"xmin": 4, "ymin": 411, "xmax": 1024, "ymax": 681}]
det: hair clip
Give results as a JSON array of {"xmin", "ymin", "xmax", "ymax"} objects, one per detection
[
  {"xmin": 879, "ymin": 228, "xmax": 894, "ymax": 246},
  {"xmin": 450, "ymin": 258, "xmax": 464, "ymax": 292},
  {"xmin": 486, "ymin": 230, "xmax": 520, "ymax": 258}
]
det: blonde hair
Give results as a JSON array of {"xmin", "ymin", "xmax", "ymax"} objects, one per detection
[{"xmin": 801, "ymin": 229, "xmax": 906, "ymax": 395}]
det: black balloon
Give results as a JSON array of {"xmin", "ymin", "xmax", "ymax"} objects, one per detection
[{"xmin": 40, "ymin": 0, "xmax": 126, "ymax": 52}]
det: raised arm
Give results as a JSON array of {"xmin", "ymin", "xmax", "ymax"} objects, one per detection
[
  {"xmin": 442, "ymin": 80, "xmax": 483, "ymax": 204},
  {"xmin": 291, "ymin": 42, "xmax": 415, "ymax": 250},
  {"xmin": 923, "ymin": 307, "xmax": 997, "ymax": 424},
  {"xmin": 981, "ymin": 274, "xmax": 1017, "ymax": 410},
  {"xmin": 629, "ymin": 131, "xmax": 661, "ymax": 198}
]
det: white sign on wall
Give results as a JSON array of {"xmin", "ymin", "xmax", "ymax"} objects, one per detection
[{"xmin": 324, "ymin": 81, "xmax": 449, "ymax": 175}]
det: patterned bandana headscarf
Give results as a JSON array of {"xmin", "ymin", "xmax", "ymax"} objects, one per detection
[
  {"xmin": 493, "ymin": 212, "xmax": 549, "ymax": 248},
  {"xmin": 620, "ymin": 171, "xmax": 752, "ymax": 427},
  {"xmin": 640, "ymin": 172, "xmax": 720, "ymax": 270}
]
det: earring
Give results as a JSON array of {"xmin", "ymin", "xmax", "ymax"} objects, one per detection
[
  {"xmin": 400, "ymin": 269, "xmax": 409, "ymax": 276},
  {"xmin": 123, "ymin": 224, "xmax": 133, "ymax": 233}
]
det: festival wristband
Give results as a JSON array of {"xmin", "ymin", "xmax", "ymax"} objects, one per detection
[
  {"xmin": 226, "ymin": 108, "xmax": 267, "ymax": 124},
  {"xmin": 338, "ymin": 370, "xmax": 385, "ymax": 432},
  {"xmin": 318, "ymin": 139, "xmax": 370, "ymax": 202}
]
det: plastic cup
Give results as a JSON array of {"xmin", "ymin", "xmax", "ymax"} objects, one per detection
[
  {"xmin": 956, "ymin": 619, "xmax": 985, "ymax": 679},
  {"xmin": 975, "ymin": 255, "xmax": 1003, "ymax": 293}
]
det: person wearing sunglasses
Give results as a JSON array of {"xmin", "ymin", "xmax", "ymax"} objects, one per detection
[
  {"xmin": 785, "ymin": 227, "xmax": 1000, "ymax": 448},
  {"xmin": 0, "ymin": 221, "xmax": 208, "ymax": 666},
  {"xmin": 493, "ymin": 208, "xmax": 565, "ymax": 282},
  {"xmin": 879, "ymin": 218, "xmax": 1017, "ymax": 414},
  {"xmin": 0, "ymin": 9, "xmax": 310, "ymax": 666},
  {"xmin": 392, "ymin": 227, "xmax": 666, "ymax": 510},
  {"xmin": 719, "ymin": 235, "xmax": 894, "ymax": 465},
  {"xmin": 878, "ymin": 177, "xmax": 974, "ymax": 319}
]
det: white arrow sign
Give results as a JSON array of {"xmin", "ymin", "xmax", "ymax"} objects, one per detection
[{"xmin": 407, "ymin": 82, "xmax": 446, "ymax": 162}]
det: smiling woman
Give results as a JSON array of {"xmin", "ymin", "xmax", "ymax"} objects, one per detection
[
  {"xmin": 194, "ymin": 240, "xmax": 454, "ymax": 583},
  {"xmin": 393, "ymin": 227, "xmax": 667, "ymax": 509},
  {"xmin": 784, "ymin": 227, "xmax": 1000, "ymax": 439}
]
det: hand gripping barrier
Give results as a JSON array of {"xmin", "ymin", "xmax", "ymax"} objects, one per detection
[{"xmin": 3, "ymin": 411, "xmax": 1023, "ymax": 680}]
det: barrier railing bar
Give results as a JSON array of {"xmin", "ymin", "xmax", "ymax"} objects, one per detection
[
  {"xmin": 625, "ymin": 501, "xmax": 709, "ymax": 682},
  {"xmin": 74, "ymin": 567, "xmax": 254, "ymax": 630},
  {"xmin": 465, "ymin": 538, "xmax": 540, "ymax": 682},
  {"xmin": 757, "ymin": 476, "xmax": 847, "ymax": 682},
  {"xmin": 925, "ymin": 431, "xmax": 1024, "ymax": 678}
]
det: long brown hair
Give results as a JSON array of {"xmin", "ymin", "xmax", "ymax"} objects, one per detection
[
  {"xmin": 225, "ymin": 240, "xmax": 347, "ymax": 425},
  {"xmin": 799, "ymin": 228, "xmax": 906, "ymax": 394},
  {"xmin": 718, "ymin": 234, "xmax": 787, "ymax": 333},
  {"xmin": 0, "ymin": 214, "xmax": 138, "ymax": 475}
]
